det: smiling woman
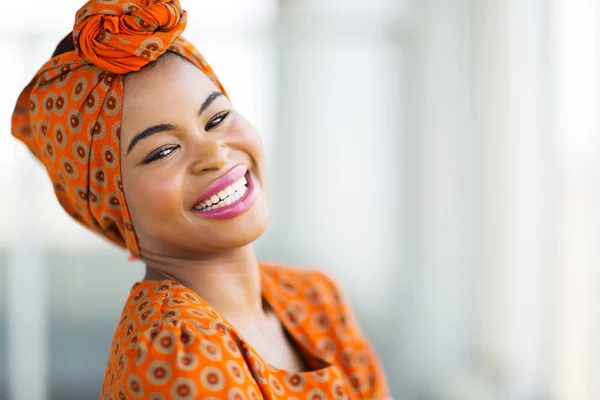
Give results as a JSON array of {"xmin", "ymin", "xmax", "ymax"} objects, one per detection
[{"xmin": 10, "ymin": 0, "xmax": 390, "ymax": 399}]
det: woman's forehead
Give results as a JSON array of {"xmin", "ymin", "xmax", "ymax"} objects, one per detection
[{"xmin": 122, "ymin": 54, "xmax": 219, "ymax": 130}]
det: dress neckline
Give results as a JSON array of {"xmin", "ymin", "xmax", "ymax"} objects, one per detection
[{"xmin": 136, "ymin": 264, "xmax": 338, "ymax": 376}]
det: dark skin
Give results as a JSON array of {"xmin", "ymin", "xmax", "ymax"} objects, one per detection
[{"xmin": 120, "ymin": 53, "xmax": 308, "ymax": 371}]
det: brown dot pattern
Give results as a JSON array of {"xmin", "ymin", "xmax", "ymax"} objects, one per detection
[
  {"xmin": 100, "ymin": 264, "xmax": 390, "ymax": 399},
  {"xmin": 11, "ymin": 0, "xmax": 228, "ymax": 257}
]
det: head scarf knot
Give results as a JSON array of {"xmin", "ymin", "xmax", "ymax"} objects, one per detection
[
  {"xmin": 74, "ymin": 0, "xmax": 187, "ymax": 74},
  {"xmin": 11, "ymin": 0, "xmax": 227, "ymax": 257}
]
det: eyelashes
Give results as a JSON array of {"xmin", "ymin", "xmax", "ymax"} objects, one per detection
[
  {"xmin": 205, "ymin": 110, "xmax": 229, "ymax": 131},
  {"xmin": 142, "ymin": 145, "xmax": 179, "ymax": 164},
  {"xmin": 142, "ymin": 111, "xmax": 231, "ymax": 165}
]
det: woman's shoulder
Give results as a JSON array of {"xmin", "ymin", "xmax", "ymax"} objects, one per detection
[
  {"xmin": 111, "ymin": 280, "xmax": 231, "ymax": 355},
  {"xmin": 260, "ymin": 261, "xmax": 345, "ymax": 307}
]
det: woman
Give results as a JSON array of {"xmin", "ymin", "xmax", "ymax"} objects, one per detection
[{"xmin": 12, "ymin": 1, "xmax": 390, "ymax": 399}]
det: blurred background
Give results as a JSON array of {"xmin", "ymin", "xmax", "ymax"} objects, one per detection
[{"xmin": 1, "ymin": 0, "xmax": 599, "ymax": 399}]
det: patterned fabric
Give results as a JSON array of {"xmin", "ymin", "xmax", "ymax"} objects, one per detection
[
  {"xmin": 10, "ymin": 0, "xmax": 226, "ymax": 257},
  {"xmin": 101, "ymin": 264, "xmax": 391, "ymax": 399}
]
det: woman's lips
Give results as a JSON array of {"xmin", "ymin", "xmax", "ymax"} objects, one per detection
[
  {"xmin": 191, "ymin": 171, "xmax": 257, "ymax": 220},
  {"xmin": 192, "ymin": 164, "xmax": 247, "ymax": 208}
]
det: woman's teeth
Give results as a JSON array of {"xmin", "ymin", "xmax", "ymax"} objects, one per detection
[{"xmin": 193, "ymin": 176, "xmax": 248, "ymax": 212}]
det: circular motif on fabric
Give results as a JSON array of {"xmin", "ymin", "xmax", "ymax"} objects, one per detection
[
  {"xmin": 89, "ymin": 116, "xmax": 106, "ymax": 140},
  {"xmin": 121, "ymin": 2, "xmax": 140, "ymax": 14},
  {"xmin": 279, "ymin": 279, "xmax": 298, "ymax": 294},
  {"xmin": 227, "ymin": 387, "xmax": 247, "ymax": 400},
  {"xmin": 225, "ymin": 360, "xmax": 246, "ymax": 385},
  {"xmin": 125, "ymin": 321, "xmax": 136, "ymax": 337},
  {"xmin": 127, "ymin": 333, "xmax": 139, "ymax": 349},
  {"xmin": 153, "ymin": 282, "xmax": 170, "ymax": 293},
  {"xmin": 200, "ymin": 339, "xmax": 222, "ymax": 361},
  {"xmin": 91, "ymin": 188, "xmax": 103, "ymax": 208},
  {"xmin": 154, "ymin": 330, "xmax": 177, "ymax": 355},
  {"xmin": 29, "ymin": 94, "xmax": 39, "ymax": 114},
  {"xmin": 106, "ymin": 193, "xmax": 122, "ymax": 210},
  {"xmin": 74, "ymin": 185, "xmax": 88, "ymax": 203},
  {"xmin": 148, "ymin": 393, "xmax": 166, "ymax": 400},
  {"xmin": 183, "ymin": 292, "xmax": 200, "ymax": 304},
  {"xmin": 102, "ymin": 145, "xmax": 118, "ymax": 169},
  {"xmin": 309, "ymin": 368, "xmax": 330, "ymax": 383},
  {"xmin": 284, "ymin": 372, "xmax": 306, "ymax": 392},
  {"xmin": 102, "ymin": 91, "xmax": 121, "ymax": 117},
  {"xmin": 55, "ymin": 92, "xmax": 68, "ymax": 115},
  {"xmin": 305, "ymin": 286, "xmax": 323, "ymax": 305},
  {"xmin": 168, "ymin": 297, "xmax": 190, "ymax": 307},
  {"xmin": 138, "ymin": 306, "xmax": 157, "ymax": 325},
  {"xmin": 247, "ymin": 386, "xmax": 260, "ymax": 400},
  {"xmin": 137, "ymin": 300, "xmax": 149, "ymax": 312},
  {"xmin": 268, "ymin": 375, "xmax": 284, "ymax": 396},
  {"xmin": 42, "ymin": 92, "xmax": 57, "ymax": 116},
  {"xmin": 312, "ymin": 311, "xmax": 331, "ymax": 331},
  {"xmin": 199, "ymin": 319, "xmax": 228, "ymax": 337},
  {"xmin": 37, "ymin": 72, "xmax": 51, "ymax": 88},
  {"xmin": 44, "ymin": 140, "xmax": 56, "ymax": 162},
  {"xmin": 200, "ymin": 366, "xmax": 226, "ymax": 392},
  {"xmin": 72, "ymin": 77, "xmax": 88, "ymax": 101},
  {"xmin": 132, "ymin": 288, "xmax": 148, "ymax": 303},
  {"xmin": 114, "ymin": 174, "xmax": 124, "ymax": 193},
  {"xmin": 110, "ymin": 124, "xmax": 121, "ymax": 148},
  {"xmin": 84, "ymin": 91, "xmax": 100, "ymax": 114},
  {"xmin": 307, "ymin": 388, "xmax": 327, "ymax": 400},
  {"xmin": 136, "ymin": 37, "xmax": 165, "ymax": 58},
  {"xmin": 126, "ymin": 373, "xmax": 143, "ymax": 398},
  {"xmin": 103, "ymin": 72, "xmax": 116, "ymax": 87},
  {"xmin": 284, "ymin": 301, "xmax": 307, "ymax": 328},
  {"xmin": 179, "ymin": 325, "xmax": 196, "ymax": 347},
  {"xmin": 222, "ymin": 336, "xmax": 241, "ymax": 358},
  {"xmin": 250, "ymin": 361, "xmax": 267, "ymax": 385},
  {"xmin": 330, "ymin": 379, "xmax": 346, "ymax": 399},
  {"xmin": 94, "ymin": 70, "xmax": 106, "ymax": 85},
  {"xmin": 349, "ymin": 373, "xmax": 362, "ymax": 391},
  {"xmin": 170, "ymin": 377, "xmax": 197, "ymax": 400},
  {"xmin": 61, "ymin": 156, "xmax": 79, "ymax": 180},
  {"xmin": 147, "ymin": 360, "xmax": 172, "ymax": 385},
  {"xmin": 54, "ymin": 123, "xmax": 67, "ymax": 149},
  {"xmin": 96, "ymin": 29, "xmax": 109, "ymax": 43},
  {"xmin": 160, "ymin": 309, "xmax": 180, "ymax": 320},
  {"xmin": 67, "ymin": 109, "xmax": 83, "ymax": 134},
  {"xmin": 316, "ymin": 337, "xmax": 336, "ymax": 359},
  {"xmin": 38, "ymin": 121, "xmax": 49, "ymax": 137},
  {"xmin": 187, "ymin": 308, "xmax": 209, "ymax": 319},
  {"xmin": 56, "ymin": 63, "xmax": 74, "ymax": 87},
  {"xmin": 74, "ymin": 5, "xmax": 93, "ymax": 24},
  {"xmin": 176, "ymin": 351, "xmax": 199, "ymax": 371},
  {"xmin": 134, "ymin": 342, "xmax": 148, "ymax": 366},
  {"xmin": 91, "ymin": 166, "xmax": 107, "ymax": 187},
  {"xmin": 72, "ymin": 140, "xmax": 88, "ymax": 163},
  {"xmin": 54, "ymin": 182, "xmax": 65, "ymax": 194}
]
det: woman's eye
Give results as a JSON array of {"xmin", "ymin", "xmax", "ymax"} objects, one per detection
[
  {"xmin": 143, "ymin": 145, "xmax": 178, "ymax": 164},
  {"xmin": 205, "ymin": 111, "xmax": 229, "ymax": 131}
]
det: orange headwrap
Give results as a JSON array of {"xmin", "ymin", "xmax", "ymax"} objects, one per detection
[{"xmin": 11, "ymin": 0, "xmax": 227, "ymax": 257}]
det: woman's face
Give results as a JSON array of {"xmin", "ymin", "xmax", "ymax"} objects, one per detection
[{"xmin": 120, "ymin": 54, "xmax": 268, "ymax": 257}]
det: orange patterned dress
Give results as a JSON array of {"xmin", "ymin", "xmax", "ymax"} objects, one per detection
[{"xmin": 100, "ymin": 264, "xmax": 390, "ymax": 399}]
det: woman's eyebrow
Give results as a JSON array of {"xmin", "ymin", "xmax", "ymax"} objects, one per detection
[
  {"xmin": 199, "ymin": 91, "xmax": 223, "ymax": 116},
  {"xmin": 126, "ymin": 123, "xmax": 176, "ymax": 155}
]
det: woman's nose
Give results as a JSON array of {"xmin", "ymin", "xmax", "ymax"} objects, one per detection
[{"xmin": 189, "ymin": 138, "xmax": 229, "ymax": 175}]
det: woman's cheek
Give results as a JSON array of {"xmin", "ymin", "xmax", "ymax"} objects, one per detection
[{"xmin": 138, "ymin": 168, "xmax": 185, "ymax": 217}]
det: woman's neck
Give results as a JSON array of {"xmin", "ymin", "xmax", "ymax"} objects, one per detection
[{"xmin": 142, "ymin": 245, "xmax": 265, "ymax": 321}]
